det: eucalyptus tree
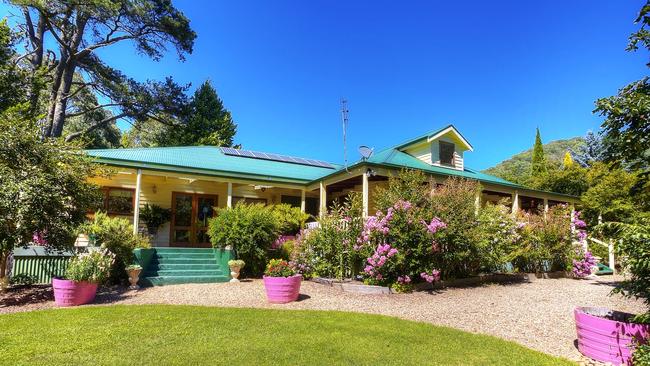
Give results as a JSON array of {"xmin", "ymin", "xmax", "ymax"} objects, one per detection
[{"xmin": 9, "ymin": 0, "xmax": 196, "ymax": 140}]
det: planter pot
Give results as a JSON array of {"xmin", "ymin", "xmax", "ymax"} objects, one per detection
[
  {"xmin": 263, "ymin": 274, "xmax": 302, "ymax": 303},
  {"xmin": 229, "ymin": 266, "xmax": 241, "ymax": 283},
  {"xmin": 575, "ymin": 307, "xmax": 650, "ymax": 365},
  {"xmin": 127, "ymin": 268, "xmax": 142, "ymax": 290},
  {"xmin": 52, "ymin": 278, "xmax": 98, "ymax": 307}
]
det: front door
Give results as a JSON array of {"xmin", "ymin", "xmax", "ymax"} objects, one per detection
[{"xmin": 171, "ymin": 192, "xmax": 218, "ymax": 247}]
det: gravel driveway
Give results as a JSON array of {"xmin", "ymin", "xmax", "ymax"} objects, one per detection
[{"xmin": 1, "ymin": 276, "xmax": 645, "ymax": 361}]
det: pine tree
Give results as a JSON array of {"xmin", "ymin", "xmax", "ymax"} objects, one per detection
[
  {"xmin": 184, "ymin": 80, "xmax": 237, "ymax": 147},
  {"xmin": 531, "ymin": 128, "xmax": 547, "ymax": 176},
  {"xmin": 563, "ymin": 151, "xmax": 574, "ymax": 169}
]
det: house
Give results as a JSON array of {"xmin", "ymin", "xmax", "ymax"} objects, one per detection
[{"xmin": 85, "ymin": 125, "xmax": 578, "ymax": 285}]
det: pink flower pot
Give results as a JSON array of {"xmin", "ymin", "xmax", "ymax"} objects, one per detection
[
  {"xmin": 52, "ymin": 278, "xmax": 98, "ymax": 307},
  {"xmin": 263, "ymin": 275, "xmax": 302, "ymax": 303},
  {"xmin": 575, "ymin": 307, "xmax": 650, "ymax": 365}
]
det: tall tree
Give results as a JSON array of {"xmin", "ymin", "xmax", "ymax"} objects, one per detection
[
  {"xmin": 531, "ymin": 128, "xmax": 547, "ymax": 176},
  {"xmin": 594, "ymin": 1, "xmax": 650, "ymax": 173},
  {"xmin": 0, "ymin": 20, "xmax": 28, "ymax": 113},
  {"xmin": 562, "ymin": 151, "xmax": 574, "ymax": 169},
  {"xmin": 572, "ymin": 131, "xmax": 606, "ymax": 167},
  {"xmin": 9, "ymin": 0, "xmax": 196, "ymax": 141}
]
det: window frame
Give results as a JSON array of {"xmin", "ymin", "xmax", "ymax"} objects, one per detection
[
  {"xmin": 439, "ymin": 141, "xmax": 455, "ymax": 167},
  {"xmin": 95, "ymin": 187, "xmax": 136, "ymax": 216}
]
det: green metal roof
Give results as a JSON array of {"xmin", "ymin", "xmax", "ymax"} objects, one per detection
[{"xmin": 86, "ymin": 146, "xmax": 341, "ymax": 184}]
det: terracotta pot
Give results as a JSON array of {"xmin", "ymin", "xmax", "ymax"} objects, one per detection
[
  {"xmin": 52, "ymin": 278, "xmax": 98, "ymax": 307},
  {"xmin": 127, "ymin": 268, "xmax": 142, "ymax": 289},
  {"xmin": 575, "ymin": 307, "xmax": 650, "ymax": 365},
  {"xmin": 229, "ymin": 266, "xmax": 241, "ymax": 283},
  {"xmin": 263, "ymin": 274, "xmax": 302, "ymax": 303}
]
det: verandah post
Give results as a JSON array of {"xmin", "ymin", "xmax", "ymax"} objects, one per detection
[{"xmin": 133, "ymin": 169, "xmax": 142, "ymax": 235}]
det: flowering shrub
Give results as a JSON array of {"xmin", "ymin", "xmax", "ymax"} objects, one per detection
[
  {"xmin": 572, "ymin": 251, "xmax": 597, "ymax": 278},
  {"xmin": 65, "ymin": 249, "xmax": 115, "ymax": 283},
  {"xmin": 355, "ymin": 198, "xmax": 444, "ymax": 286},
  {"xmin": 264, "ymin": 259, "xmax": 296, "ymax": 277},
  {"xmin": 476, "ymin": 203, "xmax": 519, "ymax": 272}
]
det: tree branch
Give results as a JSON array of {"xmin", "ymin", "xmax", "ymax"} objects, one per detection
[
  {"xmin": 66, "ymin": 103, "xmax": 122, "ymax": 118},
  {"xmin": 64, "ymin": 112, "xmax": 127, "ymax": 142}
]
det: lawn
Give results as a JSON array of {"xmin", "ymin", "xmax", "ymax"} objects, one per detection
[{"xmin": 0, "ymin": 305, "xmax": 573, "ymax": 366}]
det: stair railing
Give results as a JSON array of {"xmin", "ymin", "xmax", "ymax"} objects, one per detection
[{"xmin": 587, "ymin": 236, "xmax": 616, "ymax": 275}]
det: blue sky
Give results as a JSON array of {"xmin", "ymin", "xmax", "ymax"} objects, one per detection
[{"xmin": 2, "ymin": 1, "xmax": 647, "ymax": 169}]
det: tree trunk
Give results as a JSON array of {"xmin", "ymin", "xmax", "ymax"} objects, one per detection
[{"xmin": 50, "ymin": 60, "xmax": 76, "ymax": 137}]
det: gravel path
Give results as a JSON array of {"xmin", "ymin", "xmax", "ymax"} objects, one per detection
[{"xmin": 1, "ymin": 276, "xmax": 645, "ymax": 362}]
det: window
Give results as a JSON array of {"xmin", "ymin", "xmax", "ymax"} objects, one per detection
[
  {"xmin": 439, "ymin": 141, "xmax": 455, "ymax": 167},
  {"xmin": 93, "ymin": 187, "xmax": 135, "ymax": 215}
]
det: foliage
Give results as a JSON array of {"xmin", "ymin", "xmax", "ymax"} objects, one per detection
[
  {"xmin": 9, "ymin": 274, "xmax": 38, "ymax": 287},
  {"xmin": 0, "ymin": 20, "xmax": 28, "ymax": 113},
  {"xmin": 208, "ymin": 203, "xmax": 278, "ymax": 277},
  {"xmin": 80, "ymin": 212, "xmax": 150, "ymax": 284},
  {"xmin": 0, "ymin": 106, "xmax": 102, "ymax": 280},
  {"xmin": 429, "ymin": 177, "xmax": 482, "ymax": 278},
  {"xmin": 508, "ymin": 206, "xmax": 575, "ymax": 273},
  {"xmin": 475, "ymin": 203, "xmax": 519, "ymax": 273},
  {"xmin": 0, "ymin": 306, "xmax": 574, "ymax": 366},
  {"xmin": 532, "ymin": 164, "xmax": 589, "ymax": 197},
  {"xmin": 270, "ymin": 204, "xmax": 310, "ymax": 235},
  {"xmin": 531, "ymin": 128, "xmax": 547, "ymax": 177},
  {"xmin": 562, "ymin": 151, "xmax": 574, "ymax": 169},
  {"xmin": 228, "ymin": 260, "xmax": 245, "ymax": 268},
  {"xmin": 65, "ymin": 249, "xmax": 115, "ymax": 284},
  {"xmin": 355, "ymin": 199, "xmax": 445, "ymax": 286},
  {"xmin": 8, "ymin": 0, "xmax": 196, "ymax": 140},
  {"xmin": 633, "ymin": 343, "xmax": 650, "ymax": 366},
  {"xmin": 483, "ymin": 137, "xmax": 584, "ymax": 186},
  {"xmin": 572, "ymin": 131, "xmax": 606, "ymax": 168},
  {"xmin": 264, "ymin": 259, "xmax": 296, "ymax": 277},
  {"xmin": 374, "ymin": 169, "xmax": 432, "ymax": 212},
  {"xmin": 580, "ymin": 162, "xmax": 640, "ymax": 225},
  {"xmin": 599, "ymin": 219, "xmax": 650, "ymax": 323},
  {"xmin": 292, "ymin": 193, "xmax": 363, "ymax": 280},
  {"xmin": 139, "ymin": 204, "xmax": 171, "ymax": 234},
  {"xmin": 125, "ymin": 80, "xmax": 239, "ymax": 147}
]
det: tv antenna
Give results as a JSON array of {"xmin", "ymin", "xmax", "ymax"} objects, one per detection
[{"xmin": 341, "ymin": 98, "xmax": 350, "ymax": 172}]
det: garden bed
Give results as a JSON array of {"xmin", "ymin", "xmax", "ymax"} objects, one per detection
[{"xmin": 312, "ymin": 273, "xmax": 529, "ymax": 294}]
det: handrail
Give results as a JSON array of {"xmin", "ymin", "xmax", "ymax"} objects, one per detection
[{"xmin": 586, "ymin": 235, "xmax": 616, "ymax": 275}]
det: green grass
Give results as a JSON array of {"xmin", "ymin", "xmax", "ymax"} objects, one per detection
[{"xmin": 0, "ymin": 305, "xmax": 573, "ymax": 366}]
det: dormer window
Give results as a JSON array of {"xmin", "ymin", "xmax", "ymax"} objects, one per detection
[{"xmin": 439, "ymin": 141, "xmax": 455, "ymax": 167}]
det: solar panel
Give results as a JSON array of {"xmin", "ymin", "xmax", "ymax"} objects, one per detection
[{"xmin": 220, "ymin": 147, "xmax": 334, "ymax": 169}]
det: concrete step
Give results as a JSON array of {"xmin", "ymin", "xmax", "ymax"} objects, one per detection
[
  {"xmin": 141, "ymin": 275, "xmax": 229, "ymax": 286},
  {"xmin": 155, "ymin": 263, "xmax": 221, "ymax": 271},
  {"xmin": 153, "ymin": 258, "xmax": 217, "ymax": 265},
  {"xmin": 155, "ymin": 253, "xmax": 217, "ymax": 260},
  {"xmin": 145, "ymin": 269, "xmax": 224, "ymax": 277},
  {"xmin": 153, "ymin": 248, "xmax": 217, "ymax": 254}
]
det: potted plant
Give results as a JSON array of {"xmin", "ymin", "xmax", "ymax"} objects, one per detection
[
  {"xmin": 52, "ymin": 249, "xmax": 114, "ymax": 307},
  {"xmin": 262, "ymin": 259, "xmax": 302, "ymax": 303},
  {"xmin": 139, "ymin": 204, "xmax": 171, "ymax": 236},
  {"xmin": 575, "ymin": 220, "xmax": 650, "ymax": 365},
  {"xmin": 125, "ymin": 264, "xmax": 142, "ymax": 289},
  {"xmin": 228, "ymin": 259, "xmax": 245, "ymax": 283}
]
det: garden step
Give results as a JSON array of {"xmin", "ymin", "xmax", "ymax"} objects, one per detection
[
  {"xmin": 152, "ymin": 258, "xmax": 217, "ymax": 265},
  {"xmin": 145, "ymin": 269, "xmax": 225, "ymax": 277},
  {"xmin": 152, "ymin": 248, "xmax": 218, "ymax": 254},
  {"xmin": 155, "ymin": 263, "xmax": 221, "ymax": 271},
  {"xmin": 141, "ymin": 275, "xmax": 229, "ymax": 286},
  {"xmin": 155, "ymin": 253, "xmax": 217, "ymax": 260}
]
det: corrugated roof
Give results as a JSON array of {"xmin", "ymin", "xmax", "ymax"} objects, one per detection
[{"xmin": 86, "ymin": 146, "xmax": 342, "ymax": 183}]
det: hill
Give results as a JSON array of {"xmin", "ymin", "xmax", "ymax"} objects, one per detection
[{"xmin": 483, "ymin": 137, "xmax": 585, "ymax": 185}]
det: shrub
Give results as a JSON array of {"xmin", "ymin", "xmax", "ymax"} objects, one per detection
[
  {"xmin": 428, "ymin": 177, "xmax": 483, "ymax": 278},
  {"xmin": 508, "ymin": 206, "xmax": 575, "ymax": 273},
  {"xmin": 9, "ymin": 273, "xmax": 37, "ymax": 286},
  {"xmin": 476, "ymin": 203, "xmax": 519, "ymax": 273},
  {"xmin": 227, "ymin": 260, "xmax": 245, "ymax": 268},
  {"xmin": 139, "ymin": 204, "xmax": 171, "ymax": 235},
  {"xmin": 270, "ymin": 204, "xmax": 310, "ymax": 235},
  {"xmin": 80, "ymin": 212, "xmax": 151, "ymax": 284},
  {"xmin": 374, "ymin": 169, "xmax": 432, "ymax": 212},
  {"xmin": 65, "ymin": 249, "xmax": 115, "ymax": 284},
  {"xmin": 264, "ymin": 259, "xmax": 296, "ymax": 277},
  {"xmin": 208, "ymin": 203, "xmax": 278, "ymax": 277},
  {"xmin": 293, "ymin": 193, "xmax": 363, "ymax": 280}
]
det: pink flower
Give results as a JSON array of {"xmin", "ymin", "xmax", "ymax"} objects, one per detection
[{"xmin": 424, "ymin": 217, "xmax": 446, "ymax": 234}]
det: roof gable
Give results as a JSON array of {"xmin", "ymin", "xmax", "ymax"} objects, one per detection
[{"xmin": 394, "ymin": 124, "xmax": 473, "ymax": 152}]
